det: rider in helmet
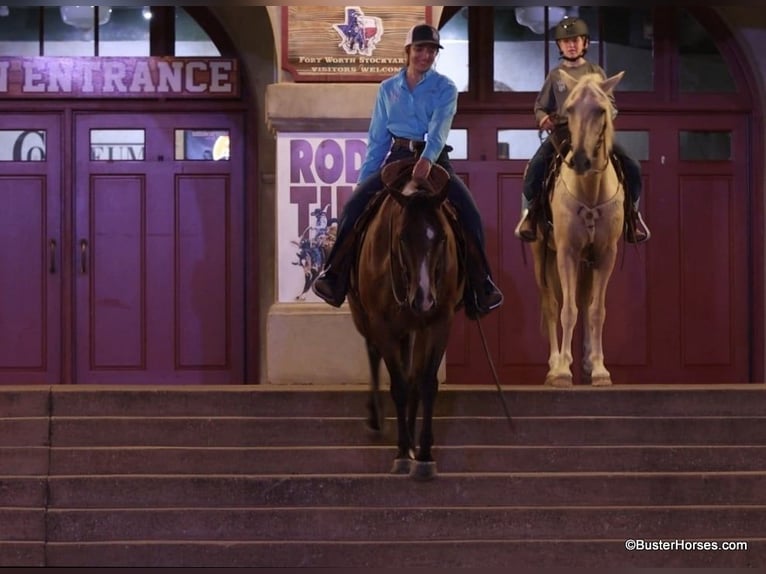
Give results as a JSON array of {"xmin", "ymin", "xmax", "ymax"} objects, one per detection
[
  {"xmin": 312, "ymin": 24, "xmax": 503, "ymax": 319},
  {"xmin": 514, "ymin": 16, "xmax": 650, "ymax": 244}
]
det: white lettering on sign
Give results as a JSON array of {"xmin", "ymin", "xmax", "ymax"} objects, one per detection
[{"xmin": 0, "ymin": 57, "xmax": 240, "ymax": 98}]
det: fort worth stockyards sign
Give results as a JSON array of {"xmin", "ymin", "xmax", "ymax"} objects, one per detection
[
  {"xmin": 282, "ymin": 6, "xmax": 431, "ymax": 82},
  {"xmin": 0, "ymin": 56, "xmax": 239, "ymax": 98}
]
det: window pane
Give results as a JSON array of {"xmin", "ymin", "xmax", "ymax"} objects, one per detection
[
  {"xmin": 44, "ymin": 7, "xmax": 109, "ymax": 56},
  {"xmin": 0, "ymin": 7, "xmax": 41, "ymax": 56},
  {"xmin": 497, "ymin": 129, "xmax": 544, "ymax": 160},
  {"xmin": 446, "ymin": 129, "xmax": 467, "ymax": 160},
  {"xmin": 175, "ymin": 129, "xmax": 230, "ymax": 161},
  {"xmin": 679, "ymin": 131, "xmax": 731, "ymax": 161},
  {"xmin": 436, "ymin": 7, "xmax": 468, "ymax": 93},
  {"xmin": 679, "ymin": 9, "xmax": 735, "ymax": 93},
  {"xmin": 99, "ymin": 7, "xmax": 150, "ymax": 57},
  {"xmin": 0, "ymin": 130, "xmax": 46, "ymax": 162},
  {"xmin": 614, "ymin": 130, "xmax": 649, "ymax": 162},
  {"xmin": 602, "ymin": 7, "xmax": 653, "ymax": 91},
  {"xmin": 175, "ymin": 8, "xmax": 220, "ymax": 56},
  {"xmin": 495, "ymin": 6, "xmax": 546, "ymax": 92},
  {"xmin": 90, "ymin": 129, "xmax": 145, "ymax": 161}
]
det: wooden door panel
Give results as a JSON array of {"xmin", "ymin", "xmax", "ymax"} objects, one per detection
[
  {"xmin": 0, "ymin": 116, "xmax": 61, "ymax": 384},
  {"xmin": 75, "ymin": 113, "xmax": 244, "ymax": 384},
  {"xmin": 176, "ymin": 174, "xmax": 231, "ymax": 369},
  {"xmin": 89, "ymin": 175, "xmax": 145, "ymax": 369}
]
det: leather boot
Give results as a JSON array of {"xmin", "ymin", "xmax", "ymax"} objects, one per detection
[
  {"xmin": 626, "ymin": 204, "xmax": 651, "ymax": 244},
  {"xmin": 514, "ymin": 196, "xmax": 539, "ymax": 242},
  {"xmin": 463, "ymin": 238, "xmax": 504, "ymax": 320},
  {"xmin": 312, "ymin": 227, "xmax": 356, "ymax": 307}
]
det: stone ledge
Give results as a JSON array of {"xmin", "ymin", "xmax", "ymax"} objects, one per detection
[
  {"xmin": 265, "ymin": 83, "xmax": 377, "ymax": 134},
  {"xmin": 265, "ymin": 302, "xmax": 445, "ymax": 385}
]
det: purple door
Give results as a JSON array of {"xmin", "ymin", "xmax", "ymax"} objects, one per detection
[
  {"xmin": 0, "ymin": 115, "xmax": 62, "ymax": 385},
  {"xmin": 74, "ymin": 113, "xmax": 244, "ymax": 384}
]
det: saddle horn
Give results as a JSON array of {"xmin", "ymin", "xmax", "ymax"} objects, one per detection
[{"xmin": 382, "ymin": 158, "xmax": 451, "ymax": 205}]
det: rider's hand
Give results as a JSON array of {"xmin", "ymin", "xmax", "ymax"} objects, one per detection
[
  {"xmin": 539, "ymin": 115, "xmax": 555, "ymax": 132},
  {"xmin": 412, "ymin": 157, "xmax": 432, "ymax": 180}
]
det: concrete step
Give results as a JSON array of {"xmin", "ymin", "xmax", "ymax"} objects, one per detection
[
  {"xmin": 3, "ymin": 385, "xmax": 766, "ymax": 568},
  {"xmin": 0, "ymin": 447, "xmax": 48, "ymax": 475},
  {"xmin": 48, "ymin": 415, "xmax": 766, "ymax": 447},
  {"xmin": 45, "ymin": 505, "xmax": 766, "ymax": 542},
  {"xmin": 48, "ymin": 445, "xmax": 766, "ymax": 475},
  {"xmin": 47, "ymin": 385, "xmax": 766, "ymax": 417},
  {"xmin": 47, "ymin": 473, "xmax": 766, "ymax": 508},
  {"xmin": 42, "ymin": 538, "xmax": 763, "ymax": 568},
  {"xmin": 0, "ymin": 418, "xmax": 48, "ymax": 447}
]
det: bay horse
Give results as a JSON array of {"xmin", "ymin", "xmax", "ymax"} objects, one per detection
[
  {"xmin": 530, "ymin": 70, "xmax": 626, "ymax": 387},
  {"xmin": 347, "ymin": 158, "xmax": 463, "ymax": 481}
]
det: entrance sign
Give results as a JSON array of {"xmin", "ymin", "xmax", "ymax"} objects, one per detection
[{"xmin": 0, "ymin": 57, "xmax": 239, "ymax": 98}]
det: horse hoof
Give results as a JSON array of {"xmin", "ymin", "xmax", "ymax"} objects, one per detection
[
  {"xmin": 591, "ymin": 377, "xmax": 612, "ymax": 387},
  {"xmin": 390, "ymin": 458, "xmax": 412, "ymax": 474},
  {"xmin": 545, "ymin": 374, "xmax": 573, "ymax": 388},
  {"xmin": 410, "ymin": 460, "xmax": 437, "ymax": 481},
  {"xmin": 365, "ymin": 417, "xmax": 383, "ymax": 434}
]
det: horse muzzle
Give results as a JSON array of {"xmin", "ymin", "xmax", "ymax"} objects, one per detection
[{"xmin": 571, "ymin": 149, "xmax": 592, "ymax": 174}]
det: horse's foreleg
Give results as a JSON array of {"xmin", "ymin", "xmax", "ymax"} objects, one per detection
[
  {"xmin": 549, "ymin": 251, "xmax": 579, "ymax": 387},
  {"xmin": 533, "ymin": 245, "xmax": 564, "ymax": 386},
  {"xmin": 364, "ymin": 340, "xmax": 384, "ymax": 432},
  {"xmin": 410, "ymin": 331, "xmax": 449, "ymax": 481},
  {"xmin": 586, "ymin": 248, "xmax": 618, "ymax": 386},
  {"xmin": 406, "ymin": 381, "xmax": 419, "ymax": 451},
  {"xmin": 382, "ymin": 350, "xmax": 414, "ymax": 473},
  {"xmin": 409, "ymin": 368, "xmax": 439, "ymax": 481}
]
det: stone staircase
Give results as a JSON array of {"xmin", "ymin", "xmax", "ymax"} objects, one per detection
[{"xmin": 1, "ymin": 384, "xmax": 765, "ymax": 567}]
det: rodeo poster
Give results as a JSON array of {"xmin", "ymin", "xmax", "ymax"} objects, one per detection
[{"xmin": 276, "ymin": 132, "xmax": 368, "ymax": 303}]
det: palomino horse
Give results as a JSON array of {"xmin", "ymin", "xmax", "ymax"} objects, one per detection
[
  {"xmin": 530, "ymin": 70, "xmax": 626, "ymax": 387},
  {"xmin": 347, "ymin": 158, "xmax": 463, "ymax": 480}
]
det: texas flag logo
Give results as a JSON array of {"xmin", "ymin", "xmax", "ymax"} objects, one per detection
[{"xmin": 332, "ymin": 6, "xmax": 384, "ymax": 57}]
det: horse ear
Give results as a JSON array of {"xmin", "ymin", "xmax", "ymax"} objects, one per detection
[
  {"xmin": 381, "ymin": 158, "xmax": 417, "ymax": 190},
  {"xmin": 600, "ymin": 71, "xmax": 625, "ymax": 94}
]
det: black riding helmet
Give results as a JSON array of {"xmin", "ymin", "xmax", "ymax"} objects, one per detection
[{"xmin": 554, "ymin": 16, "xmax": 589, "ymax": 60}]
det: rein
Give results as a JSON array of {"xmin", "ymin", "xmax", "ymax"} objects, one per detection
[{"xmin": 388, "ymin": 205, "xmax": 407, "ymax": 307}]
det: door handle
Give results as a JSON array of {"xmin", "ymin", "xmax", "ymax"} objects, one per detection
[
  {"xmin": 49, "ymin": 239, "xmax": 57, "ymax": 274},
  {"xmin": 80, "ymin": 239, "xmax": 88, "ymax": 274}
]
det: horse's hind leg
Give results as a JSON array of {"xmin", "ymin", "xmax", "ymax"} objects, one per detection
[{"xmin": 364, "ymin": 341, "xmax": 384, "ymax": 432}]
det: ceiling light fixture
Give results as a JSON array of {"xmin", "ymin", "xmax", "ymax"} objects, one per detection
[
  {"xmin": 515, "ymin": 6, "xmax": 568, "ymax": 35},
  {"xmin": 60, "ymin": 6, "xmax": 112, "ymax": 30}
]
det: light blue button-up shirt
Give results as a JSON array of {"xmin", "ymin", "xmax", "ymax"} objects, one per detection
[{"xmin": 358, "ymin": 67, "xmax": 458, "ymax": 183}]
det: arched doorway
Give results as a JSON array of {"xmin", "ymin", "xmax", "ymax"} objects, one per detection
[
  {"xmin": 0, "ymin": 7, "xmax": 256, "ymax": 384},
  {"xmin": 437, "ymin": 6, "xmax": 762, "ymax": 385}
]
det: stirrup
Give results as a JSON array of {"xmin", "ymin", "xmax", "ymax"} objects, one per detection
[
  {"xmin": 514, "ymin": 209, "xmax": 536, "ymax": 242},
  {"xmin": 627, "ymin": 210, "xmax": 651, "ymax": 244}
]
